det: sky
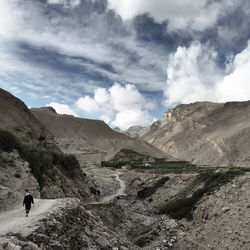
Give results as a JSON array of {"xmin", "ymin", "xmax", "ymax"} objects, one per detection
[{"xmin": 0, "ymin": 0, "xmax": 250, "ymax": 130}]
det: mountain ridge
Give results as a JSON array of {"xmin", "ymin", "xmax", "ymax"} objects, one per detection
[
  {"xmin": 31, "ymin": 107, "xmax": 167, "ymax": 166},
  {"xmin": 141, "ymin": 101, "xmax": 250, "ymax": 167}
]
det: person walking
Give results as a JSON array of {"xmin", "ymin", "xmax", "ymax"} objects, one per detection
[{"xmin": 23, "ymin": 191, "xmax": 34, "ymax": 217}]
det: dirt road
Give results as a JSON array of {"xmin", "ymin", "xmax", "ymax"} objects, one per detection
[{"xmin": 0, "ymin": 199, "xmax": 58, "ymax": 236}]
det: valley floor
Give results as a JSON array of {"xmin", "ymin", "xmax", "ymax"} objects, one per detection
[{"xmin": 1, "ymin": 165, "xmax": 250, "ymax": 250}]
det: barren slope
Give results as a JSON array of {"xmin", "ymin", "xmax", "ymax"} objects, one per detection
[
  {"xmin": 142, "ymin": 101, "xmax": 250, "ymax": 167},
  {"xmin": 0, "ymin": 88, "xmax": 58, "ymax": 153},
  {"xmin": 0, "ymin": 88, "xmax": 93, "ymax": 200},
  {"xmin": 31, "ymin": 107, "xmax": 167, "ymax": 165},
  {"xmin": 0, "ymin": 89, "xmax": 45, "ymax": 139}
]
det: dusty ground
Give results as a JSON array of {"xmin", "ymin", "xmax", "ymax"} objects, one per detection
[
  {"xmin": 175, "ymin": 173, "xmax": 250, "ymax": 250},
  {"xmin": 118, "ymin": 168, "xmax": 250, "ymax": 250},
  {"xmin": 1, "ymin": 163, "xmax": 249, "ymax": 249}
]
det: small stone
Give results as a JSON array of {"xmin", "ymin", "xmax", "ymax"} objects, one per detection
[
  {"xmin": 222, "ymin": 207, "xmax": 230, "ymax": 213},
  {"xmin": 50, "ymin": 241, "xmax": 64, "ymax": 250},
  {"xmin": 95, "ymin": 235, "xmax": 111, "ymax": 249}
]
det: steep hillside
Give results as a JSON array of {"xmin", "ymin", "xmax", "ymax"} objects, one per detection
[
  {"xmin": 0, "ymin": 88, "xmax": 60, "ymax": 154},
  {"xmin": 0, "ymin": 88, "xmax": 93, "ymax": 201},
  {"xmin": 31, "ymin": 107, "xmax": 167, "ymax": 165},
  {"xmin": 0, "ymin": 89, "xmax": 48, "ymax": 141},
  {"xmin": 142, "ymin": 101, "xmax": 250, "ymax": 167}
]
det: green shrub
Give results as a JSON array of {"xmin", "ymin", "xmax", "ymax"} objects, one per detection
[
  {"xmin": 52, "ymin": 153, "xmax": 81, "ymax": 176},
  {"xmin": 20, "ymin": 144, "xmax": 52, "ymax": 187},
  {"xmin": 0, "ymin": 130, "xmax": 82, "ymax": 188},
  {"xmin": 61, "ymin": 154, "xmax": 80, "ymax": 171},
  {"xmin": 14, "ymin": 172, "xmax": 21, "ymax": 178},
  {"xmin": 101, "ymin": 160, "xmax": 127, "ymax": 168},
  {"xmin": 159, "ymin": 197, "xmax": 195, "ymax": 220},
  {"xmin": 0, "ymin": 130, "xmax": 21, "ymax": 152}
]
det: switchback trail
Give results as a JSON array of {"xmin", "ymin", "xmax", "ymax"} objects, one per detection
[
  {"xmin": 100, "ymin": 173, "xmax": 126, "ymax": 202},
  {"xmin": 84, "ymin": 172, "xmax": 127, "ymax": 206}
]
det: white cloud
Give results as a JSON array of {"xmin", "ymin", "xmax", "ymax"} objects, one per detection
[
  {"xmin": 107, "ymin": 0, "xmax": 229, "ymax": 31},
  {"xmin": 76, "ymin": 83, "xmax": 152, "ymax": 130},
  {"xmin": 109, "ymin": 83, "xmax": 145, "ymax": 111},
  {"xmin": 100, "ymin": 115, "xmax": 112, "ymax": 124},
  {"xmin": 165, "ymin": 41, "xmax": 250, "ymax": 105},
  {"xmin": 111, "ymin": 110, "xmax": 151, "ymax": 130},
  {"xmin": 46, "ymin": 102, "xmax": 78, "ymax": 116},
  {"xmin": 165, "ymin": 42, "xmax": 222, "ymax": 104},
  {"xmin": 76, "ymin": 96, "xmax": 100, "ymax": 113},
  {"xmin": 0, "ymin": 0, "xmax": 167, "ymax": 93},
  {"xmin": 94, "ymin": 88, "xmax": 110, "ymax": 105},
  {"xmin": 215, "ymin": 42, "xmax": 250, "ymax": 102}
]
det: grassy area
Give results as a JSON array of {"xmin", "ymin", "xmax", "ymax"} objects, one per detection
[
  {"xmin": 157, "ymin": 169, "xmax": 244, "ymax": 220},
  {"xmin": 152, "ymin": 160, "xmax": 198, "ymax": 173},
  {"xmin": 101, "ymin": 149, "xmax": 153, "ymax": 168}
]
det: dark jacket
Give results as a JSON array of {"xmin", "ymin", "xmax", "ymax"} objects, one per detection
[{"xmin": 23, "ymin": 194, "xmax": 34, "ymax": 207}]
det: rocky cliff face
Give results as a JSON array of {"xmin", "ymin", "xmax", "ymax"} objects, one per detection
[
  {"xmin": 142, "ymin": 101, "xmax": 250, "ymax": 167},
  {"xmin": 125, "ymin": 126, "xmax": 148, "ymax": 138},
  {"xmin": 31, "ymin": 107, "xmax": 167, "ymax": 166},
  {"xmin": 0, "ymin": 151, "xmax": 40, "ymax": 212}
]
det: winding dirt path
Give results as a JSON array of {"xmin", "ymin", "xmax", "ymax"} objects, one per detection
[{"xmin": 100, "ymin": 173, "xmax": 126, "ymax": 202}]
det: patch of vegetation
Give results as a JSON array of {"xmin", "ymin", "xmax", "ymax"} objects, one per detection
[
  {"xmin": 158, "ymin": 169, "xmax": 243, "ymax": 220},
  {"xmin": 137, "ymin": 176, "xmax": 170, "ymax": 199},
  {"xmin": 101, "ymin": 148, "xmax": 197, "ymax": 172},
  {"xmin": 0, "ymin": 130, "xmax": 82, "ymax": 188},
  {"xmin": 52, "ymin": 153, "xmax": 80, "ymax": 176},
  {"xmin": 101, "ymin": 160, "xmax": 128, "ymax": 168},
  {"xmin": 14, "ymin": 172, "xmax": 21, "ymax": 178},
  {"xmin": 101, "ymin": 149, "xmax": 153, "ymax": 168},
  {"xmin": 20, "ymin": 144, "xmax": 53, "ymax": 186},
  {"xmin": 152, "ymin": 161, "xmax": 198, "ymax": 173},
  {"xmin": 0, "ymin": 130, "xmax": 22, "ymax": 152}
]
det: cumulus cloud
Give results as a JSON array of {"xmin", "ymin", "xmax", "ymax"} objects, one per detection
[
  {"xmin": 76, "ymin": 96, "xmax": 100, "ymax": 113},
  {"xmin": 165, "ymin": 42, "xmax": 222, "ymax": 104},
  {"xmin": 112, "ymin": 110, "xmax": 150, "ymax": 130},
  {"xmin": 165, "ymin": 41, "xmax": 250, "ymax": 105},
  {"xmin": 76, "ymin": 83, "xmax": 152, "ymax": 130},
  {"xmin": 215, "ymin": 41, "xmax": 250, "ymax": 102},
  {"xmin": 107, "ymin": 0, "xmax": 230, "ymax": 31},
  {"xmin": 46, "ymin": 102, "xmax": 78, "ymax": 116}
]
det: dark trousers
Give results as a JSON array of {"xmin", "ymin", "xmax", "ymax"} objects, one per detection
[{"xmin": 25, "ymin": 203, "xmax": 31, "ymax": 214}]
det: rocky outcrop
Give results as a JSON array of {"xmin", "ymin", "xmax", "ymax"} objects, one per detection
[
  {"xmin": 0, "ymin": 199, "xmax": 135, "ymax": 250},
  {"xmin": 0, "ymin": 151, "xmax": 40, "ymax": 212},
  {"xmin": 125, "ymin": 126, "xmax": 148, "ymax": 138},
  {"xmin": 142, "ymin": 101, "xmax": 250, "ymax": 167}
]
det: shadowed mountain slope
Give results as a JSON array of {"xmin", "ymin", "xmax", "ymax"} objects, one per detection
[
  {"xmin": 31, "ymin": 107, "xmax": 167, "ymax": 165},
  {"xmin": 0, "ymin": 88, "xmax": 93, "ymax": 199}
]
